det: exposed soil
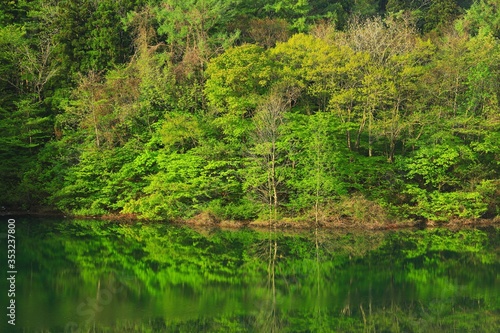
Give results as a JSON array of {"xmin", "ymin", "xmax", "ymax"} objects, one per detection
[{"xmin": 3, "ymin": 209, "xmax": 499, "ymax": 231}]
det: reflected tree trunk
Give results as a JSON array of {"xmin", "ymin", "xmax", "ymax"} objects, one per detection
[{"xmin": 256, "ymin": 233, "xmax": 281, "ymax": 333}]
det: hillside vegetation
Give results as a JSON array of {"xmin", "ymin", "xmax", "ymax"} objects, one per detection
[{"xmin": 1, "ymin": 0, "xmax": 499, "ymax": 225}]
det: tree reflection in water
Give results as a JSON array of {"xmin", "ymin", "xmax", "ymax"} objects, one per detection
[{"xmin": 3, "ymin": 218, "xmax": 498, "ymax": 332}]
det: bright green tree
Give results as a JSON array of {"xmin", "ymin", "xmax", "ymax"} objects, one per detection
[{"xmin": 284, "ymin": 112, "xmax": 348, "ymax": 220}]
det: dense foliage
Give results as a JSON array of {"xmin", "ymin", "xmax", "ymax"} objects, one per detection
[{"xmin": 1, "ymin": 0, "xmax": 499, "ymax": 224}]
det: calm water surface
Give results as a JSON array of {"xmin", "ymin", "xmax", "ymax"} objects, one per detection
[{"xmin": 1, "ymin": 217, "xmax": 498, "ymax": 332}]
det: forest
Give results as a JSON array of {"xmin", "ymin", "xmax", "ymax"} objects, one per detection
[{"xmin": 1, "ymin": 0, "xmax": 499, "ymax": 225}]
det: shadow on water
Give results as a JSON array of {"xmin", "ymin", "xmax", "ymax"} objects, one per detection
[{"xmin": 0, "ymin": 217, "xmax": 498, "ymax": 332}]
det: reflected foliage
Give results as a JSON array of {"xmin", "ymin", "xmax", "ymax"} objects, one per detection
[{"xmin": 2, "ymin": 218, "xmax": 498, "ymax": 332}]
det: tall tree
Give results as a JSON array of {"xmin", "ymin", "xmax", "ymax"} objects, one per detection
[
  {"xmin": 246, "ymin": 93, "xmax": 289, "ymax": 223},
  {"xmin": 284, "ymin": 112, "xmax": 347, "ymax": 220}
]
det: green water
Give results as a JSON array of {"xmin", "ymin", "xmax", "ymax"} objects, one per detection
[{"xmin": 1, "ymin": 217, "xmax": 499, "ymax": 332}]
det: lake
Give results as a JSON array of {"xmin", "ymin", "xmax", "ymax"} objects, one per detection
[{"xmin": 0, "ymin": 217, "xmax": 498, "ymax": 332}]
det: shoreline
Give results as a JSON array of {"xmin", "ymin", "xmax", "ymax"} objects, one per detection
[{"xmin": 2, "ymin": 210, "xmax": 499, "ymax": 231}]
